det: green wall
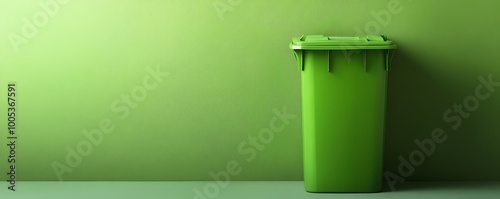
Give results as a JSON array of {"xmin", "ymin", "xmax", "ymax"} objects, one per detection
[{"xmin": 0, "ymin": 0, "xmax": 499, "ymax": 182}]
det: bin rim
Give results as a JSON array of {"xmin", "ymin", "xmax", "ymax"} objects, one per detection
[{"xmin": 290, "ymin": 35, "xmax": 397, "ymax": 50}]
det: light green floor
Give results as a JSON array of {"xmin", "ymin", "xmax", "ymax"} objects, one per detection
[{"xmin": 0, "ymin": 181, "xmax": 498, "ymax": 199}]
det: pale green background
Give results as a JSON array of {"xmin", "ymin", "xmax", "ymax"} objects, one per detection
[{"xmin": 0, "ymin": 0, "xmax": 499, "ymax": 181}]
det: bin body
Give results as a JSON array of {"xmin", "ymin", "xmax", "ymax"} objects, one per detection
[{"xmin": 290, "ymin": 35, "xmax": 396, "ymax": 193}]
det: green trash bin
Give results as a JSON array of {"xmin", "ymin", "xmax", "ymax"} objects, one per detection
[{"xmin": 290, "ymin": 35, "xmax": 396, "ymax": 193}]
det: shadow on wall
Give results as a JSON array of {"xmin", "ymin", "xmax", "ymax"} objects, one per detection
[
  {"xmin": 382, "ymin": 181, "xmax": 500, "ymax": 192},
  {"xmin": 384, "ymin": 46, "xmax": 500, "ymax": 183},
  {"xmin": 384, "ymin": 47, "xmax": 453, "ymax": 182}
]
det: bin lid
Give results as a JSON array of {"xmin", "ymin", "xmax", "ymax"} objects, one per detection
[{"xmin": 290, "ymin": 35, "xmax": 396, "ymax": 50}]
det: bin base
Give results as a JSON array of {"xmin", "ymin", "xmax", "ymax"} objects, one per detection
[
  {"xmin": 305, "ymin": 188, "xmax": 382, "ymax": 193},
  {"xmin": 305, "ymin": 184, "xmax": 382, "ymax": 193}
]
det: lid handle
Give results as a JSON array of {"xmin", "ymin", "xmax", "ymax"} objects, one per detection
[{"xmin": 293, "ymin": 50, "xmax": 304, "ymax": 71}]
